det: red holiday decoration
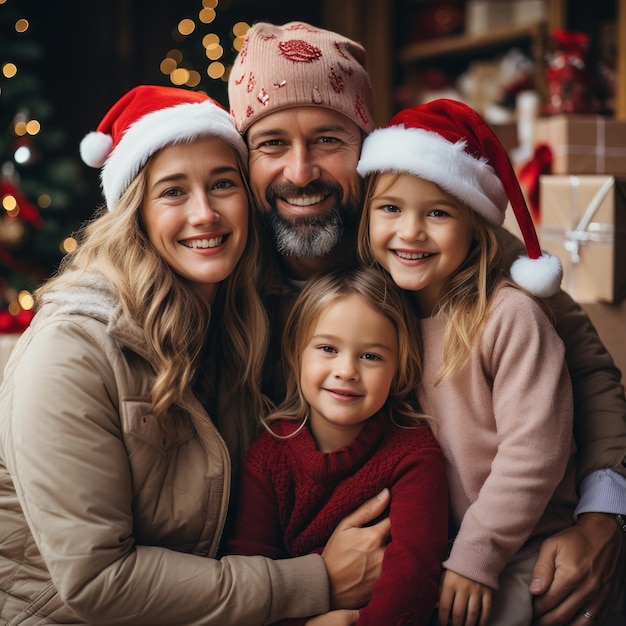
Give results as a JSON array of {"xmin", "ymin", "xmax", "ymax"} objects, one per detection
[
  {"xmin": 517, "ymin": 144, "xmax": 554, "ymax": 223},
  {"xmin": 0, "ymin": 307, "xmax": 33, "ymax": 334},
  {"xmin": 545, "ymin": 30, "xmax": 597, "ymax": 115},
  {"xmin": 0, "ymin": 180, "xmax": 43, "ymax": 228}
]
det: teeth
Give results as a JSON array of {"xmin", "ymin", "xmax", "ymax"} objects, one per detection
[
  {"xmin": 184, "ymin": 236, "xmax": 224, "ymax": 249},
  {"xmin": 285, "ymin": 195, "xmax": 324, "ymax": 207},
  {"xmin": 396, "ymin": 250, "xmax": 431, "ymax": 260}
]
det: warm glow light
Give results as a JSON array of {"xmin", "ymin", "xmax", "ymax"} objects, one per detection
[
  {"xmin": 7, "ymin": 302, "xmax": 20, "ymax": 316},
  {"xmin": 199, "ymin": 8, "xmax": 216, "ymax": 23},
  {"xmin": 206, "ymin": 44, "xmax": 223, "ymax": 60},
  {"xmin": 203, "ymin": 0, "xmax": 218, "ymax": 7},
  {"xmin": 14, "ymin": 121, "xmax": 27, "ymax": 136},
  {"xmin": 170, "ymin": 67, "xmax": 190, "ymax": 85},
  {"xmin": 203, "ymin": 33, "xmax": 219, "ymax": 47},
  {"xmin": 18, "ymin": 291, "xmax": 34, "ymax": 310},
  {"xmin": 15, "ymin": 18, "xmax": 29, "ymax": 33},
  {"xmin": 26, "ymin": 120, "xmax": 40, "ymax": 135},
  {"xmin": 178, "ymin": 19, "xmax": 195, "ymax": 36},
  {"xmin": 160, "ymin": 58, "xmax": 177, "ymax": 75},
  {"xmin": 2, "ymin": 63, "xmax": 17, "ymax": 79},
  {"xmin": 233, "ymin": 22, "xmax": 249, "ymax": 37},
  {"xmin": 186, "ymin": 70, "xmax": 201, "ymax": 87},
  {"xmin": 61, "ymin": 237, "xmax": 78, "ymax": 253},
  {"xmin": 207, "ymin": 62, "xmax": 225, "ymax": 79},
  {"xmin": 2, "ymin": 195, "xmax": 17, "ymax": 211},
  {"xmin": 167, "ymin": 49, "xmax": 184, "ymax": 63},
  {"xmin": 38, "ymin": 194, "xmax": 52, "ymax": 208},
  {"xmin": 233, "ymin": 37, "xmax": 245, "ymax": 52}
]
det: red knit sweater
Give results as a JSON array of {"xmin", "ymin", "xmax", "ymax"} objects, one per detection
[{"xmin": 226, "ymin": 413, "xmax": 448, "ymax": 626}]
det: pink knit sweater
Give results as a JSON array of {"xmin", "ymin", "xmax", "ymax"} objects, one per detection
[{"xmin": 416, "ymin": 285, "xmax": 579, "ymax": 589}]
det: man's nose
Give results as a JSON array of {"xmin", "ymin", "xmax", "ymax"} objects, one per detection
[{"xmin": 283, "ymin": 145, "xmax": 321, "ymax": 187}]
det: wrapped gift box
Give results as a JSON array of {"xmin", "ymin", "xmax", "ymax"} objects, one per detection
[
  {"xmin": 535, "ymin": 115, "xmax": 626, "ymax": 175},
  {"xmin": 539, "ymin": 175, "xmax": 626, "ymax": 303},
  {"xmin": 466, "ymin": 1, "xmax": 511, "ymax": 35}
]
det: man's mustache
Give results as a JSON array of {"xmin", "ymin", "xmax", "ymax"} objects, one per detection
[{"xmin": 265, "ymin": 181, "xmax": 343, "ymax": 203}]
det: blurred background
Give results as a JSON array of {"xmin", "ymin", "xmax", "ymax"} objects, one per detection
[{"xmin": 1, "ymin": 0, "xmax": 625, "ymax": 383}]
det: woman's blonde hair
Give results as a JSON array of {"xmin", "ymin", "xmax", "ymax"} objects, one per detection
[
  {"xmin": 358, "ymin": 171, "xmax": 551, "ymax": 383},
  {"xmin": 262, "ymin": 264, "xmax": 426, "ymax": 434},
  {"xmin": 37, "ymin": 149, "xmax": 269, "ymax": 420}
]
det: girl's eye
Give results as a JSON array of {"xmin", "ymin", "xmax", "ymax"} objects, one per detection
[
  {"xmin": 376, "ymin": 204, "xmax": 400, "ymax": 213},
  {"xmin": 362, "ymin": 353, "xmax": 381, "ymax": 361},
  {"xmin": 429, "ymin": 208, "xmax": 450, "ymax": 218},
  {"xmin": 319, "ymin": 345, "xmax": 337, "ymax": 354}
]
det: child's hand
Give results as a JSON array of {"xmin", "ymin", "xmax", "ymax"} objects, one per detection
[
  {"xmin": 305, "ymin": 609, "xmax": 359, "ymax": 625},
  {"xmin": 438, "ymin": 570, "xmax": 492, "ymax": 626}
]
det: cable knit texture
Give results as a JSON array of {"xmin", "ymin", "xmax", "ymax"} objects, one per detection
[{"xmin": 227, "ymin": 413, "xmax": 449, "ymax": 625}]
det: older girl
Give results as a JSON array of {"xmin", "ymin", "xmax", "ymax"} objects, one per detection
[{"xmin": 357, "ymin": 99, "xmax": 578, "ymax": 626}]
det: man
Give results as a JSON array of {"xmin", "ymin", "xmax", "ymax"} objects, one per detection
[{"xmin": 228, "ymin": 21, "xmax": 626, "ymax": 625}]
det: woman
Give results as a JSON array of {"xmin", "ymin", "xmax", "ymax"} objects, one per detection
[{"xmin": 0, "ymin": 85, "xmax": 388, "ymax": 626}]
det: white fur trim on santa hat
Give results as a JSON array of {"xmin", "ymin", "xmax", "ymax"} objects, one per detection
[
  {"xmin": 80, "ymin": 131, "xmax": 113, "ymax": 168},
  {"xmin": 357, "ymin": 125, "xmax": 509, "ymax": 226},
  {"xmin": 510, "ymin": 252, "xmax": 563, "ymax": 297},
  {"xmin": 99, "ymin": 100, "xmax": 247, "ymax": 211}
]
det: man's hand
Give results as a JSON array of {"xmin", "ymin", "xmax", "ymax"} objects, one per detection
[
  {"xmin": 321, "ymin": 488, "xmax": 391, "ymax": 610},
  {"xmin": 530, "ymin": 513, "xmax": 624, "ymax": 625}
]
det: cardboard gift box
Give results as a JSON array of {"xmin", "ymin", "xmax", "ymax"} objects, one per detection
[
  {"xmin": 535, "ymin": 115, "xmax": 626, "ymax": 176},
  {"xmin": 539, "ymin": 175, "xmax": 626, "ymax": 303}
]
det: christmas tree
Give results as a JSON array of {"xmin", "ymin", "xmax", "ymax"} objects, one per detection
[
  {"xmin": 156, "ymin": 0, "xmax": 320, "ymax": 108},
  {"xmin": 0, "ymin": 0, "xmax": 87, "ymax": 333}
]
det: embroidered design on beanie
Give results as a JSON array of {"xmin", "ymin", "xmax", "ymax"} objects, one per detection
[
  {"xmin": 228, "ymin": 21, "xmax": 375, "ymax": 134},
  {"xmin": 355, "ymin": 95, "xmax": 370, "ymax": 128},
  {"xmin": 258, "ymin": 88, "xmax": 269, "ymax": 106},
  {"xmin": 278, "ymin": 40, "xmax": 323, "ymax": 63},
  {"xmin": 329, "ymin": 67, "xmax": 345, "ymax": 93}
]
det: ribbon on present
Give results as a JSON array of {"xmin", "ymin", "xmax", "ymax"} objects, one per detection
[{"xmin": 542, "ymin": 176, "xmax": 615, "ymax": 296}]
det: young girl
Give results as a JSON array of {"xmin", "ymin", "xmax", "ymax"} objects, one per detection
[
  {"xmin": 227, "ymin": 265, "xmax": 449, "ymax": 626},
  {"xmin": 356, "ymin": 99, "xmax": 579, "ymax": 626}
]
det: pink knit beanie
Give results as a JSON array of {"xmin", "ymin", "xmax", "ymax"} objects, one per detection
[{"xmin": 228, "ymin": 21, "xmax": 375, "ymax": 135}]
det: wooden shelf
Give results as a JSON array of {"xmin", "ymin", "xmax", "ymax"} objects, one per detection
[{"xmin": 398, "ymin": 21, "xmax": 547, "ymax": 63}]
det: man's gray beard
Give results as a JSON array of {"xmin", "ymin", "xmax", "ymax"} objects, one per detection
[{"xmin": 269, "ymin": 211, "xmax": 344, "ymax": 259}]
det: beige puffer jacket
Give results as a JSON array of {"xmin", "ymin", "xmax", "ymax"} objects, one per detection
[{"xmin": 0, "ymin": 273, "xmax": 328, "ymax": 625}]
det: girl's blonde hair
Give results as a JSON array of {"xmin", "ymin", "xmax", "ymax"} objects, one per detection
[
  {"xmin": 262, "ymin": 264, "xmax": 426, "ymax": 434},
  {"xmin": 358, "ymin": 172, "xmax": 551, "ymax": 383},
  {"xmin": 36, "ymin": 150, "xmax": 269, "ymax": 420}
]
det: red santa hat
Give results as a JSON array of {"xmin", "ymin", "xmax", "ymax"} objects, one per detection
[
  {"xmin": 357, "ymin": 99, "xmax": 562, "ymax": 298},
  {"xmin": 80, "ymin": 85, "xmax": 247, "ymax": 212}
]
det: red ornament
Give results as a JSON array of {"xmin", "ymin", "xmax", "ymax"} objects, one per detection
[
  {"xmin": 545, "ymin": 30, "xmax": 597, "ymax": 115},
  {"xmin": 0, "ymin": 307, "xmax": 33, "ymax": 334}
]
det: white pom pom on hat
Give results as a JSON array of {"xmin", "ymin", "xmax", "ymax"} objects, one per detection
[
  {"xmin": 357, "ymin": 98, "xmax": 563, "ymax": 298},
  {"xmin": 79, "ymin": 85, "xmax": 247, "ymax": 212},
  {"xmin": 79, "ymin": 131, "xmax": 113, "ymax": 168}
]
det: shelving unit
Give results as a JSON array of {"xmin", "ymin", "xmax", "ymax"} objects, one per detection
[
  {"xmin": 323, "ymin": 0, "xmax": 626, "ymax": 123},
  {"xmin": 397, "ymin": 20, "xmax": 549, "ymax": 101},
  {"xmin": 395, "ymin": 0, "xmax": 626, "ymax": 119}
]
